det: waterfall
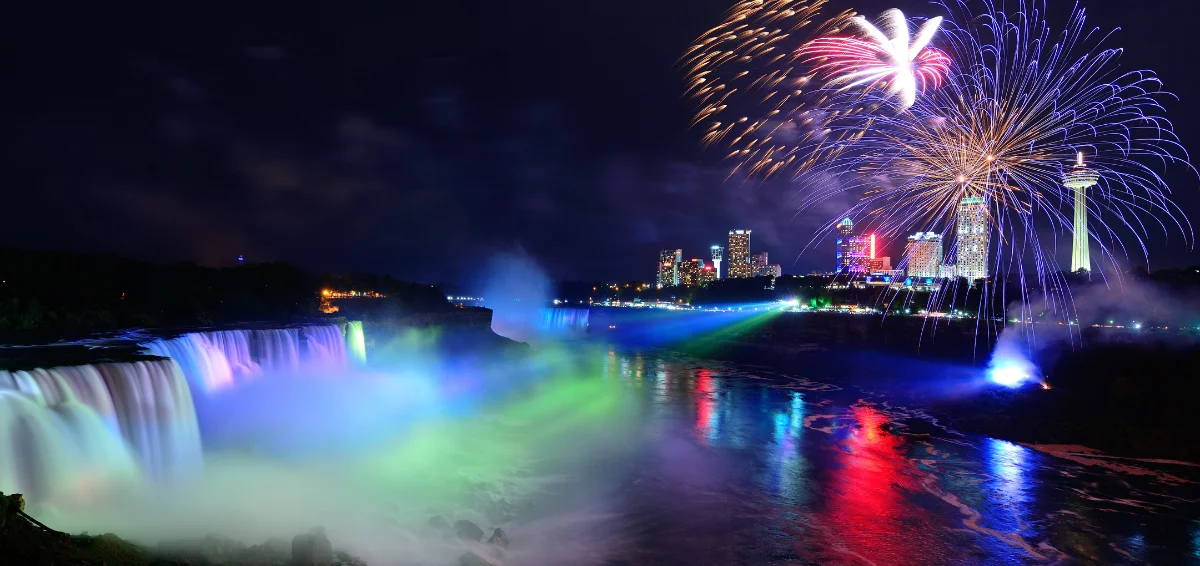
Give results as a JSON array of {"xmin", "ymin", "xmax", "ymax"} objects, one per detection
[
  {"xmin": 541, "ymin": 308, "xmax": 590, "ymax": 333},
  {"xmin": 302, "ymin": 324, "xmax": 347, "ymax": 368},
  {"xmin": 144, "ymin": 325, "xmax": 351, "ymax": 393},
  {"xmin": 145, "ymin": 330, "xmax": 258, "ymax": 393},
  {"xmin": 346, "ymin": 321, "xmax": 367, "ymax": 365},
  {"xmin": 0, "ymin": 360, "xmax": 202, "ymax": 501},
  {"xmin": 1, "ymin": 323, "xmax": 352, "ymax": 503}
]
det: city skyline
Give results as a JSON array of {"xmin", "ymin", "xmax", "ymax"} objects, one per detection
[{"xmin": 655, "ymin": 228, "xmax": 783, "ymax": 288}]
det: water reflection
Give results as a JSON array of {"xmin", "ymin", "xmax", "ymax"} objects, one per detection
[
  {"xmin": 693, "ymin": 368, "xmax": 720, "ymax": 442},
  {"xmin": 984, "ymin": 438, "xmax": 1031, "ymax": 522},
  {"xmin": 766, "ymin": 392, "xmax": 807, "ymax": 503},
  {"xmin": 811, "ymin": 404, "xmax": 948, "ymax": 565},
  {"xmin": 595, "ymin": 349, "xmax": 1200, "ymax": 563}
]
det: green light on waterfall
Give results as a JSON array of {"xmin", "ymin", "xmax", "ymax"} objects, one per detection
[{"xmin": 347, "ymin": 320, "xmax": 367, "ymax": 364}]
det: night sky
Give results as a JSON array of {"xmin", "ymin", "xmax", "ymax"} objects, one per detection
[{"xmin": 5, "ymin": 0, "xmax": 1199, "ymax": 284}]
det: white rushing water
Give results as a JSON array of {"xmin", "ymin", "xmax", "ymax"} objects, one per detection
[
  {"xmin": 0, "ymin": 359, "xmax": 202, "ymax": 502},
  {"xmin": 0, "ymin": 323, "xmax": 356, "ymax": 506}
]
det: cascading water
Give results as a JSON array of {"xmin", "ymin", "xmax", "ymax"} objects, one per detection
[
  {"xmin": 346, "ymin": 320, "xmax": 367, "ymax": 365},
  {"xmin": 145, "ymin": 330, "xmax": 259, "ymax": 393},
  {"xmin": 541, "ymin": 307, "xmax": 590, "ymax": 334},
  {"xmin": 145, "ymin": 325, "xmax": 354, "ymax": 393},
  {"xmin": 301, "ymin": 324, "xmax": 347, "ymax": 368},
  {"xmin": 0, "ymin": 322, "xmax": 362, "ymax": 507},
  {"xmin": 0, "ymin": 359, "xmax": 202, "ymax": 501}
]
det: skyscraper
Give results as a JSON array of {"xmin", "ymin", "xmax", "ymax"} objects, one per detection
[
  {"xmin": 1064, "ymin": 151, "xmax": 1099, "ymax": 273},
  {"xmin": 751, "ymin": 252, "xmax": 767, "ymax": 274},
  {"xmin": 905, "ymin": 232, "xmax": 943, "ymax": 278},
  {"xmin": 710, "ymin": 245, "xmax": 724, "ymax": 279},
  {"xmin": 657, "ymin": 249, "xmax": 682, "ymax": 288},
  {"xmin": 680, "ymin": 258, "xmax": 705, "ymax": 286},
  {"xmin": 836, "ymin": 218, "xmax": 872, "ymax": 273},
  {"xmin": 728, "ymin": 230, "xmax": 752, "ymax": 278},
  {"xmin": 956, "ymin": 196, "xmax": 989, "ymax": 280}
]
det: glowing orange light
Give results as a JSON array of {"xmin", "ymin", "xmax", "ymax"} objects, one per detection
[{"xmin": 869, "ymin": 234, "xmax": 876, "ymax": 259}]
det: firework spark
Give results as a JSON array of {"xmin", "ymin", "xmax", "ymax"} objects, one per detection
[
  {"xmin": 797, "ymin": 0, "xmax": 1193, "ymax": 336},
  {"xmin": 682, "ymin": 0, "xmax": 859, "ymax": 179},
  {"xmin": 683, "ymin": 2, "xmax": 950, "ymax": 181},
  {"xmin": 800, "ymin": 10, "xmax": 949, "ymax": 109}
]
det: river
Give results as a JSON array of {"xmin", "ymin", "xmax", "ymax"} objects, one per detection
[{"xmin": 533, "ymin": 345, "xmax": 1200, "ymax": 565}]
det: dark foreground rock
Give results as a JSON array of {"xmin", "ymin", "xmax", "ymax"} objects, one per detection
[
  {"xmin": 486, "ymin": 528, "xmax": 508, "ymax": 549},
  {"xmin": 1, "ymin": 495, "xmax": 367, "ymax": 566},
  {"xmin": 454, "ymin": 519, "xmax": 484, "ymax": 542},
  {"xmin": 292, "ymin": 527, "xmax": 334, "ymax": 566}
]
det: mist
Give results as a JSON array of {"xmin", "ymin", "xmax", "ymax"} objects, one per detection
[
  {"xmin": 33, "ymin": 335, "xmax": 647, "ymax": 565},
  {"xmin": 480, "ymin": 250, "xmax": 552, "ymax": 343}
]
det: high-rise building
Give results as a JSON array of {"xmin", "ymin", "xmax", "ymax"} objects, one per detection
[
  {"xmin": 1064, "ymin": 151, "xmax": 1098, "ymax": 273},
  {"xmin": 700, "ymin": 263, "xmax": 717, "ymax": 285},
  {"xmin": 751, "ymin": 252, "xmax": 767, "ymax": 274},
  {"xmin": 710, "ymin": 245, "xmax": 724, "ymax": 279},
  {"xmin": 680, "ymin": 258, "xmax": 706, "ymax": 287},
  {"xmin": 836, "ymin": 218, "xmax": 874, "ymax": 273},
  {"xmin": 868, "ymin": 256, "xmax": 892, "ymax": 274},
  {"xmin": 728, "ymin": 230, "xmax": 752, "ymax": 278},
  {"xmin": 905, "ymin": 232, "xmax": 943, "ymax": 278},
  {"xmin": 956, "ymin": 196, "xmax": 989, "ymax": 280},
  {"xmin": 836, "ymin": 218, "xmax": 854, "ymax": 271},
  {"xmin": 749, "ymin": 252, "xmax": 781, "ymax": 278},
  {"xmin": 657, "ymin": 249, "xmax": 682, "ymax": 288}
]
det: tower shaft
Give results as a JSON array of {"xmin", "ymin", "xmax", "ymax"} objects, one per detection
[{"xmin": 1071, "ymin": 184, "xmax": 1090, "ymax": 272}]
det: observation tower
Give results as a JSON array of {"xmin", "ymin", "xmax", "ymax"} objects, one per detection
[
  {"xmin": 1063, "ymin": 152, "xmax": 1099, "ymax": 273},
  {"xmin": 710, "ymin": 245, "xmax": 724, "ymax": 279}
]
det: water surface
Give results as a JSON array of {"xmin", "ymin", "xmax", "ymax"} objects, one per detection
[{"xmin": 559, "ymin": 346, "xmax": 1200, "ymax": 565}]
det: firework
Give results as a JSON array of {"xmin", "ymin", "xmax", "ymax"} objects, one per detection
[
  {"xmin": 683, "ymin": 3, "xmax": 950, "ymax": 180},
  {"xmin": 682, "ymin": 0, "xmax": 856, "ymax": 178},
  {"xmin": 800, "ymin": 10, "xmax": 949, "ymax": 109},
  {"xmin": 799, "ymin": 0, "xmax": 1192, "ymax": 331}
]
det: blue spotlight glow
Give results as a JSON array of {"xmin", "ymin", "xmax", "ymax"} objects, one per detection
[
  {"xmin": 989, "ymin": 363, "xmax": 1030, "ymax": 387},
  {"xmin": 987, "ymin": 332, "xmax": 1041, "ymax": 388}
]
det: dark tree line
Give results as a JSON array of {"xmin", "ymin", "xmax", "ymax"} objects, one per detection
[{"xmin": 0, "ymin": 247, "xmax": 451, "ymax": 336}]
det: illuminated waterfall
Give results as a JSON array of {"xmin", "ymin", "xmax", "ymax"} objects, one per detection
[
  {"xmin": 145, "ymin": 325, "xmax": 350, "ymax": 393},
  {"xmin": 0, "ymin": 323, "xmax": 351, "ymax": 505},
  {"xmin": 346, "ymin": 321, "xmax": 367, "ymax": 365},
  {"xmin": 0, "ymin": 360, "xmax": 202, "ymax": 501},
  {"xmin": 541, "ymin": 308, "xmax": 590, "ymax": 333},
  {"xmin": 145, "ymin": 330, "xmax": 258, "ymax": 392}
]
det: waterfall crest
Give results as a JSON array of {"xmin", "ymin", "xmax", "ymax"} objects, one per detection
[{"xmin": 144, "ymin": 325, "xmax": 352, "ymax": 393}]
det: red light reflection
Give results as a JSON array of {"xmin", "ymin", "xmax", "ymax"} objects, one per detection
[{"xmin": 807, "ymin": 404, "xmax": 945, "ymax": 564}]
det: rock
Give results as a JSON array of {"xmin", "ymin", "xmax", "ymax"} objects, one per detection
[
  {"xmin": 158, "ymin": 534, "xmax": 246, "ymax": 564},
  {"xmin": 454, "ymin": 519, "xmax": 484, "ymax": 542},
  {"xmin": 428, "ymin": 515, "xmax": 451, "ymax": 531},
  {"xmin": 242, "ymin": 536, "xmax": 290, "ymax": 565},
  {"xmin": 487, "ymin": 528, "xmax": 508, "ymax": 549},
  {"xmin": 291, "ymin": 527, "xmax": 334, "ymax": 566},
  {"xmin": 334, "ymin": 549, "xmax": 368, "ymax": 566},
  {"xmin": 458, "ymin": 550, "xmax": 501, "ymax": 566}
]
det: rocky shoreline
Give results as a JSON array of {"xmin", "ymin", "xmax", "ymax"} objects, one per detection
[{"xmin": 2, "ymin": 492, "xmax": 518, "ymax": 566}]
